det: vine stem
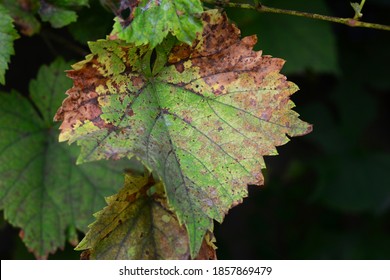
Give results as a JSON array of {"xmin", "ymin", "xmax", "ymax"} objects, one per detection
[{"xmin": 201, "ymin": 0, "xmax": 390, "ymax": 31}]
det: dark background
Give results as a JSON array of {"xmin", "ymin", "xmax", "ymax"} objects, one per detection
[{"xmin": 1, "ymin": 0, "xmax": 390, "ymax": 259}]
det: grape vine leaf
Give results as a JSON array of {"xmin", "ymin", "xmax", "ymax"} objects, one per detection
[
  {"xmin": 0, "ymin": 4, "xmax": 19, "ymax": 85},
  {"xmin": 112, "ymin": 0, "xmax": 203, "ymax": 48},
  {"xmin": 54, "ymin": 10, "xmax": 312, "ymax": 257},
  {"xmin": 0, "ymin": 58, "xmax": 127, "ymax": 258},
  {"xmin": 38, "ymin": 0, "xmax": 89, "ymax": 28},
  {"xmin": 76, "ymin": 171, "xmax": 216, "ymax": 259}
]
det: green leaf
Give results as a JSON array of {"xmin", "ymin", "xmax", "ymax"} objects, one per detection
[
  {"xmin": 0, "ymin": 0, "xmax": 41, "ymax": 36},
  {"xmin": 39, "ymin": 7, "xmax": 77, "ymax": 28},
  {"xmin": 227, "ymin": 0, "xmax": 340, "ymax": 75},
  {"xmin": 38, "ymin": 0, "xmax": 89, "ymax": 28},
  {"xmin": 48, "ymin": 0, "xmax": 89, "ymax": 5},
  {"xmin": 0, "ymin": 4, "xmax": 19, "ymax": 85},
  {"xmin": 0, "ymin": 58, "xmax": 126, "ymax": 258},
  {"xmin": 76, "ymin": 171, "xmax": 193, "ymax": 259},
  {"xmin": 112, "ymin": 0, "xmax": 203, "ymax": 48},
  {"xmin": 55, "ymin": 10, "xmax": 312, "ymax": 257},
  {"xmin": 29, "ymin": 59, "xmax": 73, "ymax": 126},
  {"xmin": 350, "ymin": 2, "xmax": 363, "ymax": 18}
]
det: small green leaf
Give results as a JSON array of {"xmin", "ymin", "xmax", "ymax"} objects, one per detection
[
  {"xmin": 0, "ymin": 58, "xmax": 126, "ymax": 258},
  {"xmin": 350, "ymin": 0, "xmax": 366, "ymax": 19},
  {"xmin": 0, "ymin": 4, "xmax": 19, "ymax": 85},
  {"xmin": 350, "ymin": 3, "xmax": 362, "ymax": 14},
  {"xmin": 76, "ymin": 171, "xmax": 193, "ymax": 259},
  {"xmin": 112, "ymin": 0, "xmax": 203, "ymax": 48},
  {"xmin": 38, "ymin": 0, "xmax": 89, "ymax": 28},
  {"xmin": 39, "ymin": 7, "xmax": 77, "ymax": 28}
]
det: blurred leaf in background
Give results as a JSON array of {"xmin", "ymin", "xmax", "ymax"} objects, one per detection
[
  {"xmin": 0, "ymin": 0, "xmax": 41, "ymax": 36},
  {"xmin": 38, "ymin": 0, "xmax": 89, "ymax": 28},
  {"xmin": 0, "ymin": 59, "xmax": 128, "ymax": 258},
  {"xmin": 0, "ymin": 4, "xmax": 19, "ymax": 85},
  {"xmin": 226, "ymin": 0, "xmax": 340, "ymax": 75}
]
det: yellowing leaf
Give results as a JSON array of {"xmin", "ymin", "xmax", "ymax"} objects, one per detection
[
  {"xmin": 55, "ymin": 10, "xmax": 312, "ymax": 257},
  {"xmin": 77, "ymin": 171, "xmax": 216, "ymax": 259}
]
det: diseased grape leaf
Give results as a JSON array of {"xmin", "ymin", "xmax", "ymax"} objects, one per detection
[
  {"xmin": 0, "ymin": 4, "xmax": 19, "ymax": 85},
  {"xmin": 38, "ymin": 0, "xmax": 89, "ymax": 28},
  {"xmin": 112, "ymin": 0, "xmax": 203, "ymax": 48},
  {"xmin": 76, "ymin": 171, "xmax": 216, "ymax": 259},
  {"xmin": 55, "ymin": 10, "xmax": 312, "ymax": 257},
  {"xmin": 0, "ymin": 58, "xmax": 127, "ymax": 259}
]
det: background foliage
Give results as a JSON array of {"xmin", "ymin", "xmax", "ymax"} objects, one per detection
[{"xmin": 1, "ymin": 0, "xmax": 389, "ymax": 259}]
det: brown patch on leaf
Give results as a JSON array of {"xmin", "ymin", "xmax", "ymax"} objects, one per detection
[
  {"xmin": 131, "ymin": 76, "xmax": 144, "ymax": 87},
  {"xmin": 125, "ymin": 192, "xmax": 137, "ymax": 202},
  {"xmin": 169, "ymin": 44, "xmax": 192, "ymax": 63},
  {"xmin": 54, "ymin": 58, "xmax": 119, "ymax": 133},
  {"xmin": 195, "ymin": 232, "xmax": 217, "ymax": 260},
  {"xmin": 127, "ymin": 109, "xmax": 135, "ymax": 117},
  {"xmin": 80, "ymin": 249, "xmax": 91, "ymax": 260},
  {"xmin": 168, "ymin": 12, "xmax": 241, "ymax": 65},
  {"xmin": 19, "ymin": 230, "xmax": 25, "ymax": 239}
]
